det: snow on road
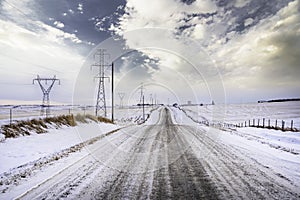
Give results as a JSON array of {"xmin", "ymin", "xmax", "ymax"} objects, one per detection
[{"xmin": 1, "ymin": 106, "xmax": 298, "ymax": 199}]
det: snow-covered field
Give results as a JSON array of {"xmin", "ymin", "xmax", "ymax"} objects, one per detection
[
  {"xmin": 0, "ymin": 105, "xmax": 155, "ymax": 126},
  {"xmin": 0, "ymin": 105, "xmax": 156, "ymax": 172},
  {"xmin": 181, "ymin": 101, "xmax": 300, "ymax": 129}
]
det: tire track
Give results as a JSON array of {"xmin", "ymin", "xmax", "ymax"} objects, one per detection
[{"xmin": 179, "ymin": 125, "xmax": 300, "ymax": 199}]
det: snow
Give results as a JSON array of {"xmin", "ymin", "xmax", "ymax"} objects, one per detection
[
  {"xmin": 182, "ymin": 101, "xmax": 300, "ymax": 129},
  {"xmin": 0, "ymin": 122, "xmax": 119, "ymax": 174},
  {"xmin": 0, "ymin": 105, "xmax": 155, "ymax": 126},
  {"xmin": 173, "ymin": 103, "xmax": 300, "ymax": 187},
  {"xmin": 218, "ymin": 128, "xmax": 300, "ymax": 186}
]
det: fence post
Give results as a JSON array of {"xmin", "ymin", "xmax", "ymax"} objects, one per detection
[
  {"xmin": 249, "ymin": 120, "xmax": 250, "ymax": 127},
  {"xmin": 291, "ymin": 120, "xmax": 293, "ymax": 130},
  {"xmin": 275, "ymin": 119, "xmax": 277, "ymax": 128},
  {"xmin": 263, "ymin": 118, "xmax": 265, "ymax": 128},
  {"xmin": 268, "ymin": 119, "xmax": 270, "ymax": 128},
  {"xmin": 10, "ymin": 108, "xmax": 12, "ymax": 125},
  {"xmin": 253, "ymin": 119, "xmax": 255, "ymax": 127},
  {"xmin": 282, "ymin": 120, "xmax": 285, "ymax": 131},
  {"xmin": 258, "ymin": 119, "xmax": 260, "ymax": 127}
]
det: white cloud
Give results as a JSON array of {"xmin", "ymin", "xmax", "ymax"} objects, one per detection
[
  {"xmin": 192, "ymin": 24, "xmax": 206, "ymax": 39},
  {"xmin": 234, "ymin": 0, "xmax": 251, "ymax": 8},
  {"xmin": 184, "ymin": 0, "xmax": 218, "ymax": 13},
  {"xmin": 53, "ymin": 21, "xmax": 65, "ymax": 28},
  {"xmin": 212, "ymin": 0, "xmax": 300, "ymax": 90},
  {"xmin": 111, "ymin": 0, "xmax": 217, "ymax": 34},
  {"xmin": 111, "ymin": 0, "xmax": 300, "ymax": 102},
  {"xmin": 68, "ymin": 9, "xmax": 74, "ymax": 14},
  {"xmin": 77, "ymin": 3, "xmax": 83, "ymax": 11},
  {"xmin": 0, "ymin": 0, "xmax": 87, "ymax": 103},
  {"xmin": 244, "ymin": 18, "xmax": 254, "ymax": 27}
]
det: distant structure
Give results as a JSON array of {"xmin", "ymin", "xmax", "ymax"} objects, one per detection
[
  {"xmin": 91, "ymin": 49, "xmax": 111, "ymax": 117},
  {"xmin": 258, "ymin": 98, "xmax": 300, "ymax": 103},
  {"xmin": 33, "ymin": 75, "xmax": 60, "ymax": 116},
  {"xmin": 212, "ymin": 100, "xmax": 215, "ymax": 105},
  {"xmin": 149, "ymin": 93, "xmax": 153, "ymax": 106},
  {"xmin": 118, "ymin": 92, "xmax": 125, "ymax": 108},
  {"xmin": 138, "ymin": 83, "xmax": 144, "ymax": 104},
  {"xmin": 187, "ymin": 101, "xmax": 192, "ymax": 106}
]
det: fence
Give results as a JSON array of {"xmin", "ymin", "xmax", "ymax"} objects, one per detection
[
  {"xmin": 236, "ymin": 118, "xmax": 298, "ymax": 132},
  {"xmin": 178, "ymin": 107, "xmax": 299, "ymax": 132},
  {"xmin": 0, "ymin": 105, "xmax": 156, "ymax": 127}
]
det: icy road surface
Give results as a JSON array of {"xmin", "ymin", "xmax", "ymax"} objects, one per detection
[{"xmin": 17, "ymin": 107, "xmax": 300, "ymax": 199}]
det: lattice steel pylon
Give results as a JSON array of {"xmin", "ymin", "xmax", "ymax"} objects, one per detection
[
  {"xmin": 33, "ymin": 75, "xmax": 60, "ymax": 116},
  {"xmin": 91, "ymin": 49, "xmax": 111, "ymax": 117},
  {"xmin": 138, "ymin": 83, "xmax": 144, "ymax": 104},
  {"xmin": 118, "ymin": 92, "xmax": 125, "ymax": 108}
]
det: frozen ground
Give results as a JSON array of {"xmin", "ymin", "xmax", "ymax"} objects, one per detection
[
  {"xmin": 0, "ymin": 104, "xmax": 299, "ymax": 199},
  {"xmin": 171, "ymin": 105, "xmax": 300, "ymax": 187},
  {"xmin": 181, "ymin": 101, "xmax": 300, "ymax": 129},
  {"xmin": 0, "ymin": 105, "xmax": 155, "ymax": 126}
]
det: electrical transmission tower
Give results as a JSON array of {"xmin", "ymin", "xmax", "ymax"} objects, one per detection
[
  {"xmin": 91, "ymin": 49, "xmax": 111, "ymax": 117},
  {"xmin": 33, "ymin": 75, "xmax": 60, "ymax": 116},
  {"xmin": 138, "ymin": 83, "xmax": 144, "ymax": 104},
  {"xmin": 118, "ymin": 92, "xmax": 125, "ymax": 108}
]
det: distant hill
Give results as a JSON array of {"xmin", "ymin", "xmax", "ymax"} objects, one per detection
[{"xmin": 258, "ymin": 98, "xmax": 300, "ymax": 103}]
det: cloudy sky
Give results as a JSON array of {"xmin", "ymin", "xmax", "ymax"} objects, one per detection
[{"xmin": 0, "ymin": 0, "xmax": 299, "ymax": 105}]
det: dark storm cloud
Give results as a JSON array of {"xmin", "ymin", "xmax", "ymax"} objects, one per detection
[
  {"xmin": 261, "ymin": 31, "xmax": 300, "ymax": 81},
  {"xmin": 227, "ymin": 0, "xmax": 294, "ymax": 33},
  {"xmin": 35, "ymin": 0, "xmax": 125, "ymax": 46}
]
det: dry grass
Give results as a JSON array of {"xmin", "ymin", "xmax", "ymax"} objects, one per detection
[
  {"xmin": 97, "ymin": 116, "xmax": 113, "ymax": 124},
  {"xmin": 1, "ymin": 115, "xmax": 76, "ymax": 138},
  {"xmin": 76, "ymin": 114, "xmax": 113, "ymax": 124},
  {"xmin": 85, "ymin": 114, "xmax": 98, "ymax": 122},
  {"xmin": 74, "ymin": 114, "xmax": 88, "ymax": 123},
  {"xmin": 1, "ymin": 114, "xmax": 113, "ymax": 139}
]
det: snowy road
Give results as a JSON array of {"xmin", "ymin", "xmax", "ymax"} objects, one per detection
[{"xmin": 19, "ymin": 107, "xmax": 299, "ymax": 199}]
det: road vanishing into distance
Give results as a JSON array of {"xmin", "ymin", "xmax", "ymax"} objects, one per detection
[{"xmin": 19, "ymin": 107, "xmax": 299, "ymax": 199}]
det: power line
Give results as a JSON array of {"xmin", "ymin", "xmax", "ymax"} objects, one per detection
[
  {"xmin": 0, "ymin": 52, "xmax": 62, "ymax": 73},
  {"xmin": 118, "ymin": 92, "xmax": 125, "ymax": 108},
  {"xmin": 33, "ymin": 75, "xmax": 60, "ymax": 116},
  {"xmin": 1, "ymin": 0, "xmax": 38, "ymax": 22},
  {"xmin": 91, "ymin": 49, "xmax": 111, "ymax": 117}
]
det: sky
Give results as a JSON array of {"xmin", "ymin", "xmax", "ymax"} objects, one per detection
[{"xmin": 0, "ymin": 0, "xmax": 299, "ymax": 105}]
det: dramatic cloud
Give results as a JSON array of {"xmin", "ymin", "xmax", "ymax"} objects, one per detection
[
  {"xmin": 0, "ymin": 0, "xmax": 299, "ymax": 104},
  {"xmin": 0, "ymin": 0, "xmax": 86, "ymax": 103},
  {"xmin": 109, "ymin": 0, "xmax": 299, "ymax": 103}
]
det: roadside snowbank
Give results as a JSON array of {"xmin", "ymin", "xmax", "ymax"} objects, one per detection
[{"xmin": 0, "ymin": 122, "xmax": 119, "ymax": 174}]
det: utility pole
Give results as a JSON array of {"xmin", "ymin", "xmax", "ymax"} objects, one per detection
[
  {"xmin": 150, "ymin": 93, "xmax": 153, "ymax": 106},
  {"xmin": 91, "ymin": 49, "xmax": 111, "ymax": 117},
  {"xmin": 142, "ymin": 95, "xmax": 145, "ymax": 121},
  {"xmin": 118, "ymin": 92, "xmax": 125, "ymax": 108},
  {"xmin": 33, "ymin": 75, "xmax": 60, "ymax": 117},
  {"xmin": 111, "ymin": 62, "xmax": 114, "ymax": 123}
]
